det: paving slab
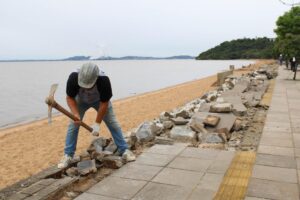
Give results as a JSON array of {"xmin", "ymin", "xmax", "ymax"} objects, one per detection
[
  {"xmin": 247, "ymin": 178, "xmax": 299, "ymax": 200},
  {"xmin": 144, "ymin": 143, "xmax": 187, "ymax": 155},
  {"xmin": 259, "ymin": 137, "xmax": 293, "ymax": 148},
  {"xmin": 167, "ymin": 157, "xmax": 213, "ymax": 172},
  {"xmin": 261, "ymin": 131, "xmax": 292, "ymax": 139},
  {"xmin": 74, "ymin": 193, "xmax": 120, "ymax": 200},
  {"xmin": 187, "ymin": 188, "xmax": 216, "ymax": 200},
  {"xmin": 207, "ymin": 160, "xmax": 232, "ymax": 174},
  {"xmin": 111, "ymin": 163, "xmax": 162, "ymax": 181},
  {"xmin": 135, "ymin": 152, "xmax": 175, "ymax": 167},
  {"xmin": 180, "ymin": 147, "xmax": 220, "ymax": 160},
  {"xmin": 87, "ymin": 176, "xmax": 147, "ymax": 199},
  {"xmin": 255, "ymin": 154, "xmax": 297, "ymax": 168},
  {"xmin": 152, "ymin": 167, "xmax": 204, "ymax": 188},
  {"xmin": 245, "ymin": 197, "xmax": 271, "ymax": 200},
  {"xmin": 195, "ymin": 173, "xmax": 224, "ymax": 191},
  {"xmin": 215, "ymin": 150, "xmax": 235, "ymax": 161},
  {"xmin": 257, "ymin": 145, "xmax": 294, "ymax": 157},
  {"xmin": 252, "ymin": 165, "xmax": 297, "ymax": 183}
]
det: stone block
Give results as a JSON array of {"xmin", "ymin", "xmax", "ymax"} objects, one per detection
[
  {"xmin": 170, "ymin": 117, "xmax": 189, "ymax": 125},
  {"xmin": 154, "ymin": 137, "xmax": 174, "ymax": 145},
  {"xmin": 170, "ymin": 126, "xmax": 196, "ymax": 142},
  {"xmin": 152, "ymin": 168, "xmax": 204, "ymax": 188},
  {"xmin": 209, "ymin": 103, "xmax": 233, "ymax": 113},
  {"xmin": 77, "ymin": 159, "xmax": 97, "ymax": 175},
  {"xmin": 112, "ymin": 163, "xmax": 162, "ymax": 181},
  {"xmin": 203, "ymin": 133, "xmax": 224, "ymax": 143},
  {"xmin": 203, "ymin": 115, "xmax": 220, "ymax": 127},
  {"xmin": 102, "ymin": 156, "xmax": 123, "ymax": 169},
  {"xmin": 87, "ymin": 176, "xmax": 147, "ymax": 199},
  {"xmin": 162, "ymin": 121, "xmax": 174, "ymax": 129}
]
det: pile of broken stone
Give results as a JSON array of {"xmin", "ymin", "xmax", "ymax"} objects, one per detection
[{"xmin": 65, "ymin": 65, "xmax": 278, "ymax": 177}]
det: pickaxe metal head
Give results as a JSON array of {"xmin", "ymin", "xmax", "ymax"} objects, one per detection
[{"xmin": 45, "ymin": 84, "xmax": 58, "ymax": 124}]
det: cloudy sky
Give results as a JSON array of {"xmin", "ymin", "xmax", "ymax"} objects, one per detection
[{"xmin": 0, "ymin": 0, "xmax": 291, "ymax": 59}]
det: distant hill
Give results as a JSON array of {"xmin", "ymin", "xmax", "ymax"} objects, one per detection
[
  {"xmin": 63, "ymin": 56, "xmax": 90, "ymax": 61},
  {"xmin": 196, "ymin": 37, "xmax": 275, "ymax": 60}
]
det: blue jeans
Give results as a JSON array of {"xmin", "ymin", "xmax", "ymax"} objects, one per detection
[{"xmin": 64, "ymin": 100, "xmax": 128, "ymax": 157}]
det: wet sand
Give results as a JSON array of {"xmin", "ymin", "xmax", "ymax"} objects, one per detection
[{"xmin": 0, "ymin": 60, "xmax": 270, "ymax": 189}]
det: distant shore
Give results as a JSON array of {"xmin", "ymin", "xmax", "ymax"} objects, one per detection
[{"xmin": 0, "ymin": 60, "xmax": 272, "ymax": 189}]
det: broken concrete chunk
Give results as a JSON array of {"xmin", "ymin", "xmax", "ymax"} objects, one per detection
[
  {"xmin": 88, "ymin": 137, "xmax": 110, "ymax": 154},
  {"xmin": 77, "ymin": 159, "xmax": 97, "ymax": 175},
  {"xmin": 66, "ymin": 167, "xmax": 79, "ymax": 177},
  {"xmin": 154, "ymin": 137, "xmax": 174, "ymax": 145},
  {"xmin": 163, "ymin": 121, "xmax": 174, "ymax": 129},
  {"xmin": 79, "ymin": 151, "xmax": 91, "ymax": 161},
  {"xmin": 170, "ymin": 117, "xmax": 189, "ymax": 125},
  {"xmin": 135, "ymin": 122, "xmax": 155, "ymax": 143},
  {"xmin": 175, "ymin": 109, "xmax": 190, "ymax": 119},
  {"xmin": 233, "ymin": 119, "xmax": 243, "ymax": 131},
  {"xmin": 189, "ymin": 113, "xmax": 208, "ymax": 133},
  {"xmin": 102, "ymin": 156, "xmax": 123, "ymax": 169},
  {"xmin": 210, "ymin": 103, "xmax": 233, "ymax": 113},
  {"xmin": 170, "ymin": 126, "xmax": 196, "ymax": 142},
  {"xmin": 203, "ymin": 115, "xmax": 220, "ymax": 127},
  {"xmin": 104, "ymin": 142, "xmax": 118, "ymax": 154}
]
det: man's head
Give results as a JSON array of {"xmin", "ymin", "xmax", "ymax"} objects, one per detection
[{"xmin": 78, "ymin": 63, "xmax": 99, "ymax": 89}]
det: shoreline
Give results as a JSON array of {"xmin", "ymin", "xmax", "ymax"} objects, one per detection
[{"xmin": 0, "ymin": 60, "xmax": 270, "ymax": 189}]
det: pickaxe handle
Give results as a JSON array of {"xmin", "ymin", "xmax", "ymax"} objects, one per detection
[{"xmin": 46, "ymin": 99, "xmax": 93, "ymax": 132}]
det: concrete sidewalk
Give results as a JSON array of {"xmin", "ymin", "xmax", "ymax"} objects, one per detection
[
  {"xmin": 245, "ymin": 66, "xmax": 300, "ymax": 200},
  {"xmin": 75, "ymin": 143, "xmax": 235, "ymax": 200}
]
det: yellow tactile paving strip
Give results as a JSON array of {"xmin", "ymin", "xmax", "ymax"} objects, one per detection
[
  {"xmin": 213, "ymin": 151, "xmax": 256, "ymax": 200},
  {"xmin": 260, "ymin": 79, "xmax": 276, "ymax": 107}
]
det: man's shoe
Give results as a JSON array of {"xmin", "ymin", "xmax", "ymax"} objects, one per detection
[
  {"xmin": 122, "ymin": 149, "xmax": 136, "ymax": 162},
  {"xmin": 57, "ymin": 154, "xmax": 73, "ymax": 169}
]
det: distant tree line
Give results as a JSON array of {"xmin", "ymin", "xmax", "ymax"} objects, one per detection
[{"xmin": 196, "ymin": 37, "xmax": 275, "ymax": 60}]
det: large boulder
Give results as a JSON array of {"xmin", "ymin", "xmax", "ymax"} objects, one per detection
[{"xmin": 135, "ymin": 122, "xmax": 156, "ymax": 143}]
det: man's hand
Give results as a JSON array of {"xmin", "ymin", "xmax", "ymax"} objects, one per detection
[
  {"xmin": 73, "ymin": 113, "xmax": 81, "ymax": 127},
  {"xmin": 91, "ymin": 123, "xmax": 100, "ymax": 136}
]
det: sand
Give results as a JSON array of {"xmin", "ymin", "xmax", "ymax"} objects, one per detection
[{"xmin": 0, "ymin": 60, "xmax": 271, "ymax": 189}]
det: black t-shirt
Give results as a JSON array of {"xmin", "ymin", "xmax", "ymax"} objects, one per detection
[{"xmin": 66, "ymin": 72, "xmax": 113, "ymax": 102}]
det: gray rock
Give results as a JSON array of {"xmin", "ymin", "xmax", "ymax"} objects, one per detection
[
  {"xmin": 198, "ymin": 103, "xmax": 212, "ymax": 112},
  {"xmin": 89, "ymin": 137, "xmax": 110, "ymax": 154},
  {"xmin": 154, "ymin": 137, "xmax": 174, "ymax": 145},
  {"xmin": 159, "ymin": 111, "xmax": 173, "ymax": 122},
  {"xmin": 170, "ymin": 126, "xmax": 196, "ymax": 142},
  {"xmin": 163, "ymin": 121, "xmax": 174, "ymax": 129},
  {"xmin": 206, "ymin": 91, "xmax": 218, "ymax": 102},
  {"xmin": 152, "ymin": 123, "xmax": 164, "ymax": 136},
  {"xmin": 204, "ymin": 133, "xmax": 224, "ymax": 143},
  {"xmin": 210, "ymin": 103, "xmax": 233, "ymax": 113},
  {"xmin": 189, "ymin": 114, "xmax": 208, "ymax": 133},
  {"xmin": 77, "ymin": 159, "xmax": 97, "ymax": 175},
  {"xmin": 104, "ymin": 142, "xmax": 118, "ymax": 154},
  {"xmin": 170, "ymin": 117, "xmax": 189, "ymax": 125},
  {"xmin": 102, "ymin": 156, "xmax": 123, "ymax": 169},
  {"xmin": 136, "ymin": 122, "xmax": 156, "ymax": 143}
]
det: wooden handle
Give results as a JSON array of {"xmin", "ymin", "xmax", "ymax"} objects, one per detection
[{"xmin": 48, "ymin": 100, "xmax": 93, "ymax": 132}]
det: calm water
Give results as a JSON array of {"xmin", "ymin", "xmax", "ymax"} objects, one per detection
[{"xmin": 0, "ymin": 60, "xmax": 253, "ymax": 128}]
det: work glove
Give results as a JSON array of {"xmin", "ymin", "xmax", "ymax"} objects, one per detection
[{"xmin": 91, "ymin": 123, "xmax": 100, "ymax": 137}]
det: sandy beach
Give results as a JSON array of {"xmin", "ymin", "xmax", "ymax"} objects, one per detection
[{"xmin": 0, "ymin": 60, "xmax": 270, "ymax": 189}]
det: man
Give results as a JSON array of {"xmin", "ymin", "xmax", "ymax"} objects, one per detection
[{"xmin": 58, "ymin": 63, "xmax": 135, "ymax": 168}]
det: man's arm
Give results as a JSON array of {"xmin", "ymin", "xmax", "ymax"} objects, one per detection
[
  {"xmin": 66, "ymin": 96, "xmax": 80, "ymax": 124},
  {"xmin": 95, "ymin": 101, "xmax": 109, "ymax": 124}
]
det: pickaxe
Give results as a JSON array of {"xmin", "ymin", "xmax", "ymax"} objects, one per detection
[{"xmin": 45, "ymin": 84, "xmax": 93, "ymax": 132}]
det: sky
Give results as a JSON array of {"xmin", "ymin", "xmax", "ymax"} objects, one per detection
[{"xmin": 0, "ymin": 0, "xmax": 291, "ymax": 60}]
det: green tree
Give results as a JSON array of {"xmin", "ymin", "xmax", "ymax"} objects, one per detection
[{"xmin": 274, "ymin": 6, "xmax": 300, "ymax": 60}]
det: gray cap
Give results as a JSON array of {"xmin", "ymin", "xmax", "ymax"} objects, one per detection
[{"xmin": 78, "ymin": 63, "xmax": 99, "ymax": 88}]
